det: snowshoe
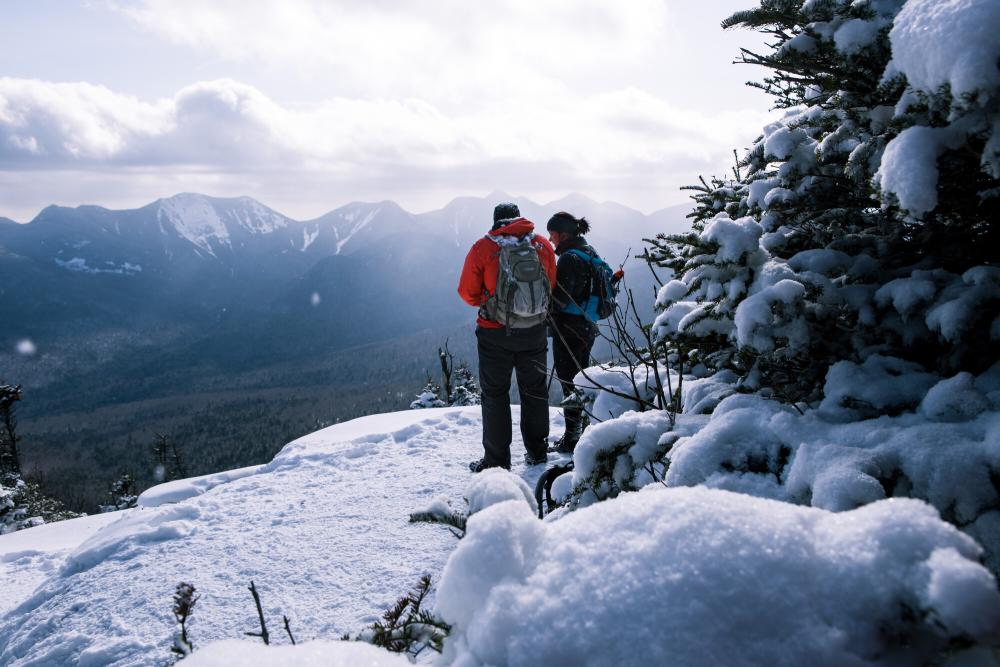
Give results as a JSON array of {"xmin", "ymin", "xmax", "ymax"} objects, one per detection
[{"xmin": 533, "ymin": 461, "xmax": 574, "ymax": 518}]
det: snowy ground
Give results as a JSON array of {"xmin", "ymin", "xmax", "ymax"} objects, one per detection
[
  {"xmin": 0, "ymin": 511, "xmax": 125, "ymax": 616},
  {"xmin": 4, "ymin": 398, "xmax": 998, "ymax": 667},
  {"xmin": 0, "ymin": 407, "xmax": 563, "ymax": 666}
]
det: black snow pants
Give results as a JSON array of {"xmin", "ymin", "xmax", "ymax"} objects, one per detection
[
  {"xmin": 476, "ymin": 324, "xmax": 550, "ymax": 468},
  {"xmin": 551, "ymin": 314, "xmax": 596, "ymax": 395},
  {"xmin": 550, "ymin": 314, "xmax": 597, "ymax": 436}
]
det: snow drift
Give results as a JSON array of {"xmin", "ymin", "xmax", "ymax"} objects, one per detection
[{"xmin": 436, "ymin": 485, "xmax": 1000, "ymax": 667}]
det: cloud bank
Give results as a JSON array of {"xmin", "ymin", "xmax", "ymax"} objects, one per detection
[
  {"xmin": 0, "ymin": 77, "xmax": 767, "ymax": 198},
  {"xmin": 0, "ymin": 1, "xmax": 773, "ymax": 218}
]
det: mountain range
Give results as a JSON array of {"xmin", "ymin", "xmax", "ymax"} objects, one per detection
[
  {"xmin": 1, "ymin": 191, "xmax": 687, "ymax": 377},
  {"xmin": 0, "ymin": 191, "xmax": 690, "ymax": 508}
]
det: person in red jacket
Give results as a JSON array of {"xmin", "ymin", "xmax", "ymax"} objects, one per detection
[{"xmin": 457, "ymin": 202, "xmax": 557, "ymax": 472}]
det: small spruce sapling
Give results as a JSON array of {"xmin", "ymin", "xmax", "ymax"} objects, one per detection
[
  {"xmin": 171, "ymin": 582, "xmax": 199, "ymax": 659},
  {"xmin": 361, "ymin": 575, "xmax": 451, "ymax": 658}
]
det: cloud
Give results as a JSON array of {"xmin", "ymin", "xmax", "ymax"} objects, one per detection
[
  {"xmin": 1, "ymin": 1, "xmax": 779, "ymax": 217},
  {"xmin": 0, "ymin": 78, "xmax": 170, "ymax": 164},
  {"xmin": 0, "ymin": 75, "xmax": 770, "ymax": 217},
  {"xmin": 112, "ymin": 0, "xmax": 674, "ymax": 106},
  {"xmin": 1, "ymin": 76, "xmax": 767, "ymax": 169}
]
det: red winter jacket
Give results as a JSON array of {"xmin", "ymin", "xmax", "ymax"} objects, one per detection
[{"xmin": 457, "ymin": 218, "xmax": 557, "ymax": 329}]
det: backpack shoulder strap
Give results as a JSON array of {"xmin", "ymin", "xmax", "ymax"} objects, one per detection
[{"xmin": 565, "ymin": 247, "xmax": 597, "ymax": 264}]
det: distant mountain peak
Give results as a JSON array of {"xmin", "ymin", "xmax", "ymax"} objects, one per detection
[
  {"xmin": 547, "ymin": 192, "xmax": 598, "ymax": 207},
  {"xmin": 156, "ymin": 193, "xmax": 293, "ymax": 256}
]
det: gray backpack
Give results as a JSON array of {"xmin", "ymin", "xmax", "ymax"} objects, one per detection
[{"xmin": 483, "ymin": 234, "xmax": 551, "ymax": 329}]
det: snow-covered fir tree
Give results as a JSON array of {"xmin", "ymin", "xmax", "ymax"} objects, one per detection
[
  {"xmin": 447, "ymin": 364, "xmax": 480, "ymax": 407},
  {"xmin": 410, "ymin": 362, "xmax": 480, "ymax": 409},
  {"xmin": 562, "ymin": 0, "xmax": 1000, "ymax": 583},
  {"xmin": 645, "ymin": 0, "xmax": 999, "ymax": 404},
  {"xmin": 99, "ymin": 472, "xmax": 138, "ymax": 513},
  {"xmin": 409, "ymin": 377, "xmax": 446, "ymax": 409},
  {"xmin": 0, "ymin": 382, "xmax": 82, "ymax": 532},
  {"xmin": 0, "ymin": 383, "xmax": 23, "ymax": 476},
  {"xmin": 0, "ymin": 477, "xmax": 19, "ymax": 532}
]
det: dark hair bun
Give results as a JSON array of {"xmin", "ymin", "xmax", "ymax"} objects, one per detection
[{"xmin": 546, "ymin": 211, "xmax": 590, "ymax": 235}]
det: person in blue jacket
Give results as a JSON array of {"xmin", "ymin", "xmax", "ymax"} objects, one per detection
[{"xmin": 546, "ymin": 211, "xmax": 623, "ymax": 453}]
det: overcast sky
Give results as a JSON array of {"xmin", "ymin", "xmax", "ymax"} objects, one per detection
[{"xmin": 0, "ymin": 1, "xmax": 772, "ymax": 221}]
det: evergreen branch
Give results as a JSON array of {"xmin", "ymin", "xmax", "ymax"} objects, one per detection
[
  {"xmin": 409, "ymin": 509, "xmax": 467, "ymax": 538},
  {"xmin": 365, "ymin": 575, "xmax": 451, "ymax": 657}
]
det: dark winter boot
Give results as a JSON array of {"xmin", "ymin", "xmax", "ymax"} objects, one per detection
[
  {"xmin": 549, "ymin": 408, "xmax": 584, "ymax": 454},
  {"xmin": 524, "ymin": 451, "xmax": 548, "ymax": 466}
]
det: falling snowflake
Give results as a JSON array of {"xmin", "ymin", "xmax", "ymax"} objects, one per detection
[{"xmin": 16, "ymin": 339, "xmax": 36, "ymax": 355}]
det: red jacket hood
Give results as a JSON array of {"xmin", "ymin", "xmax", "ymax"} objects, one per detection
[{"xmin": 489, "ymin": 217, "xmax": 536, "ymax": 237}]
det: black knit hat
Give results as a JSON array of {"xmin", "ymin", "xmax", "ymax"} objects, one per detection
[{"xmin": 493, "ymin": 202, "xmax": 520, "ymax": 225}]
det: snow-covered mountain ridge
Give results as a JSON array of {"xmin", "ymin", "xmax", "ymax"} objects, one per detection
[
  {"xmin": 0, "ymin": 191, "xmax": 682, "ymax": 414},
  {"xmin": 5, "ymin": 192, "xmax": 687, "ymax": 262},
  {"xmin": 155, "ymin": 194, "xmax": 294, "ymax": 256}
]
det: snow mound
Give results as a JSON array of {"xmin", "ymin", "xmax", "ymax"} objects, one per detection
[
  {"xmin": 138, "ymin": 465, "xmax": 262, "ymax": 508},
  {"xmin": 436, "ymin": 486, "xmax": 1000, "ymax": 667},
  {"xmin": 59, "ymin": 503, "xmax": 201, "ymax": 578},
  {"xmin": 465, "ymin": 468, "xmax": 536, "ymax": 516},
  {"xmin": 183, "ymin": 639, "xmax": 408, "ymax": 667}
]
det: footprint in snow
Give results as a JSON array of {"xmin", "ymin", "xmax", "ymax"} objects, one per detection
[
  {"xmin": 392, "ymin": 424, "xmax": 423, "ymax": 442},
  {"xmin": 342, "ymin": 442, "xmax": 377, "ymax": 459}
]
